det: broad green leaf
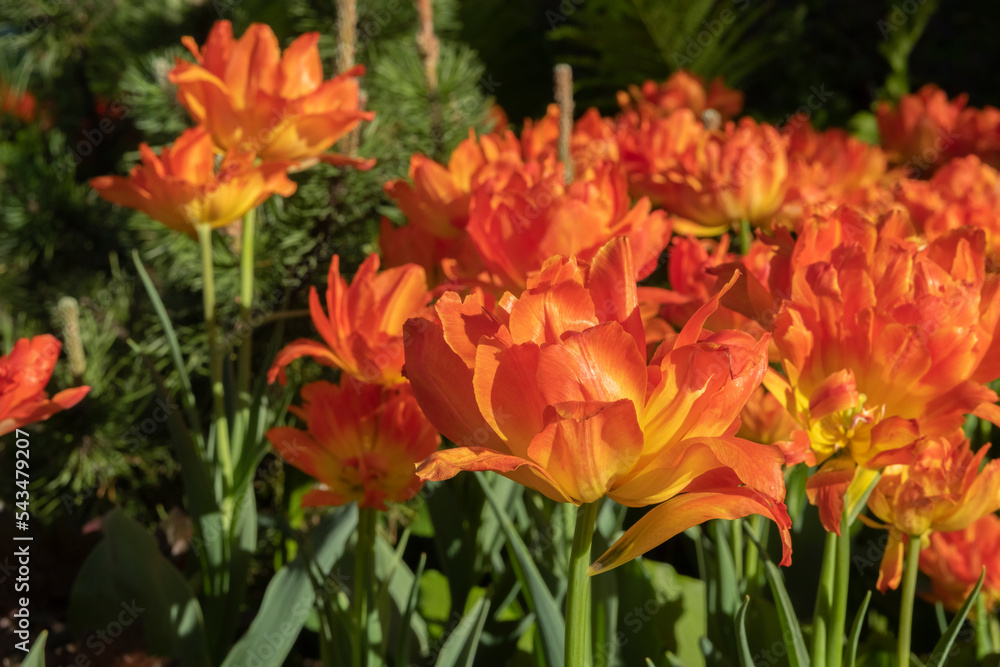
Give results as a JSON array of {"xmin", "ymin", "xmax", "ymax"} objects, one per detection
[
  {"xmin": 22, "ymin": 630, "xmax": 47, "ymax": 667},
  {"xmin": 220, "ymin": 505, "xmax": 358, "ymax": 667},
  {"xmin": 926, "ymin": 568, "xmax": 986, "ymax": 667},
  {"xmin": 434, "ymin": 595, "xmax": 491, "ymax": 667},
  {"xmin": 845, "ymin": 590, "xmax": 871, "ymax": 667},
  {"xmin": 735, "ymin": 597, "xmax": 754, "ymax": 667},
  {"xmin": 477, "ymin": 473, "xmax": 565, "ymax": 667},
  {"xmin": 68, "ymin": 510, "xmax": 211, "ymax": 667}
]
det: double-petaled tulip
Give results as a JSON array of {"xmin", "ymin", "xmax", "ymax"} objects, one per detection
[
  {"xmin": 519, "ymin": 104, "xmax": 620, "ymax": 174},
  {"xmin": 465, "ymin": 162, "xmax": 672, "ymax": 292},
  {"xmin": 619, "ymin": 110, "xmax": 788, "ymax": 236},
  {"xmin": 90, "ymin": 127, "xmax": 297, "ymax": 236},
  {"xmin": 169, "ymin": 21, "xmax": 374, "ymax": 169},
  {"xmin": 750, "ymin": 206, "xmax": 1000, "ymax": 532},
  {"xmin": 617, "ymin": 70, "xmax": 744, "ymax": 123},
  {"xmin": 0, "ymin": 335, "xmax": 89, "ymax": 435},
  {"xmin": 403, "ymin": 237, "xmax": 791, "ymax": 572},
  {"xmin": 876, "ymin": 84, "xmax": 965, "ymax": 170},
  {"xmin": 896, "ymin": 155, "xmax": 1000, "ymax": 267},
  {"xmin": 778, "ymin": 121, "xmax": 890, "ymax": 229},
  {"xmin": 266, "ymin": 380, "xmax": 439, "ymax": 509},
  {"xmin": 269, "ymin": 253, "xmax": 431, "ymax": 387},
  {"xmin": 920, "ymin": 514, "xmax": 1000, "ymax": 615},
  {"xmin": 865, "ymin": 431, "xmax": 1000, "ymax": 592}
]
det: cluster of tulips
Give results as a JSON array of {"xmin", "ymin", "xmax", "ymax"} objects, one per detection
[{"xmin": 6, "ymin": 15, "xmax": 1000, "ymax": 667}]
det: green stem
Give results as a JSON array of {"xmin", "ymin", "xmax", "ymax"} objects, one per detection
[
  {"xmin": 739, "ymin": 219, "xmax": 753, "ymax": 255},
  {"xmin": 898, "ymin": 535, "xmax": 921, "ymax": 666},
  {"xmin": 811, "ymin": 531, "xmax": 838, "ymax": 667},
  {"xmin": 237, "ymin": 208, "xmax": 255, "ymax": 404},
  {"xmin": 990, "ymin": 614, "xmax": 1000, "ymax": 654},
  {"xmin": 353, "ymin": 507, "xmax": 377, "ymax": 667},
  {"xmin": 976, "ymin": 591, "xmax": 990, "ymax": 659},
  {"xmin": 827, "ymin": 518, "xmax": 851, "ymax": 667},
  {"xmin": 566, "ymin": 502, "xmax": 599, "ymax": 667},
  {"xmin": 197, "ymin": 225, "xmax": 233, "ymax": 498},
  {"xmin": 732, "ymin": 518, "xmax": 744, "ymax": 583}
]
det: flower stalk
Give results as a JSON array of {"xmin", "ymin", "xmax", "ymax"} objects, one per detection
[
  {"xmin": 353, "ymin": 506, "xmax": 377, "ymax": 667},
  {"xmin": 566, "ymin": 502, "xmax": 599, "ymax": 667},
  {"xmin": 898, "ymin": 534, "xmax": 921, "ymax": 666}
]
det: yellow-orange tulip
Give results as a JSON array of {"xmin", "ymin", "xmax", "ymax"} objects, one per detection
[
  {"xmin": 267, "ymin": 379, "xmax": 439, "ymax": 509},
  {"xmin": 919, "ymin": 514, "xmax": 1000, "ymax": 615},
  {"xmin": 90, "ymin": 127, "xmax": 296, "ymax": 236},
  {"xmin": 403, "ymin": 237, "xmax": 791, "ymax": 572},
  {"xmin": 169, "ymin": 21, "xmax": 374, "ymax": 168},
  {"xmin": 619, "ymin": 110, "xmax": 788, "ymax": 236},
  {"xmin": 268, "ymin": 253, "xmax": 431, "ymax": 387},
  {"xmin": 617, "ymin": 70, "xmax": 744, "ymax": 123},
  {"xmin": 752, "ymin": 206, "xmax": 1000, "ymax": 532},
  {"xmin": 866, "ymin": 431, "xmax": 1000, "ymax": 592}
]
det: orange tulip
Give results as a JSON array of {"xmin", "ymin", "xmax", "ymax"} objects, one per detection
[
  {"xmin": 919, "ymin": 514, "xmax": 1000, "ymax": 615},
  {"xmin": 617, "ymin": 70, "xmax": 744, "ymax": 123},
  {"xmin": 169, "ymin": 21, "xmax": 374, "ymax": 169},
  {"xmin": 896, "ymin": 155, "xmax": 1000, "ymax": 267},
  {"xmin": 737, "ymin": 386, "xmax": 798, "ymax": 449},
  {"xmin": 876, "ymin": 84, "xmax": 965, "ymax": 170},
  {"xmin": 865, "ymin": 431, "xmax": 1000, "ymax": 592},
  {"xmin": 953, "ymin": 104, "xmax": 1000, "ymax": 169},
  {"xmin": 753, "ymin": 206, "xmax": 1000, "ymax": 532},
  {"xmin": 267, "ymin": 379, "xmax": 439, "ymax": 509},
  {"xmin": 90, "ymin": 127, "xmax": 297, "ymax": 235},
  {"xmin": 519, "ymin": 104, "xmax": 620, "ymax": 174},
  {"xmin": 619, "ymin": 110, "xmax": 788, "ymax": 236},
  {"xmin": 403, "ymin": 237, "xmax": 791, "ymax": 572},
  {"xmin": 778, "ymin": 121, "xmax": 891, "ymax": 229},
  {"xmin": 268, "ymin": 253, "xmax": 431, "ymax": 387},
  {"xmin": 465, "ymin": 162, "xmax": 672, "ymax": 292},
  {"xmin": 0, "ymin": 77, "xmax": 37, "ymax": 123},
  {"xmin": 0, "ymin": 335, "xmax": 89, "ymax": 435}
]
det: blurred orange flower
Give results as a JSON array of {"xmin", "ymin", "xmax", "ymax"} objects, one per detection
[
  {"xmin": 169, "ymin": 21, "xmax": 374, "ymax": 169},
  {"xmin": 0, "ymin": 335, "xmax": 89, "ymax": 435},
  {"xmin": 90, "ymin": 127, "xmax": 296, "ymax": 235},
  {"xmin": 267, "ymin": 380, "xmax": 439, "ymax": 509},
  {"xmin": 617, "ymin": 70, "xmax": 744, "ymax": 123},
  {"xmin": 778, "ymin": 122, "xmax": 891, "ymax": 228},
  {"xmin": 756, "ymin": 207, "xmax": 1000, "ymax": 532},
  {"xmin": 268, "ymin": 253, "xmax": 431, "ymax": 387},
  {"xmin": 897, "ymin": 155, "xmax": 1000, "ymax": 267},
  {"xmin": 465, "ymin": 162, "xmax": 672, "ymax": 291},
  {"xmin": 620, "ymin": 110, "xmax": 788, "ymax": 236},
  {"xmin": 920, "ymin": 514, "xmax": 1000, "ymax": 615},
  {"xmin": 866, "ymin": 431, "xmax": 1000, "ymax": 592},
  {"xmin": 737, "ymin": 386, "xmax": 798, "ymax": 450},
  {"xmin": 404, "ymin": 237, "xmax": 791, "ymax": 571},
  {"xmin": 876, "ymin": 84, "xmax": 965, "ymax": 170},
  {"xmin": 0, "ymin": 78, "xmax": 37, "ymax": 123}
]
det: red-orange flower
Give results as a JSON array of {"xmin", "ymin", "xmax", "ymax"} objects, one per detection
[
  {"xmin": 751, "ymin": 207, "xmax": 1000, "ymax": 532},
  {"xmin": 403, "ymin": 237, "xmax": 791, "ymax": 572},
  {"xmin": 866, "ymin": 431, "xmax": 1000, "ymax": 592},
  {"xmin": 266, "ymin": 380, "xmax": 439, "ymax": 509},
  {"xmin": 0, "ymin": 335, "xmax": 89, "ymax": 435},
  {"xmin": 619, "ymin": 110, "xmax": 788, "ymax": 236},
  {"xmin": 778, "ymin": 121, "xmax": 891, "ymax": 228},
  {"xmin": 920, "ymin": 514, "xmax": 1000, "ymax": 614},
  {"xmin": 617, "ymin": 71, "xmax": 744, "ymax": 123},
  {"xmin": 876, "ymin": 85, "xmax": 965, "ymax": 170},
  {"xmin": 269, "ymin": 253, "xmax": 431, "ymax": 387},
  {"xmin": 465, "ymin": 162, "xmax": 672, "ymax": 292},
  {"xmin": 90, "ymin": 127, "xmax": 297, "ymax": 235},
  {"xmin": 169, "ymin": 21, "xmax": 374, "ymax": 169},
  {"xmin": 896, "ymin": 155, "xmax": 1000, "ymax": 267},
  {"xmin": 0, "ymin": 77, "xmax": 37, "ymax": 123}
]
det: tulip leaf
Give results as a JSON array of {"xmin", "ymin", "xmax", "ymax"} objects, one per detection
[
  {"xmin": 926, "ymin": 568, "xmax": 986, "ymax": 667},
  {"xmin": 220, "ymin": 505, "xmax": 358, "ymax": 667},
  {"xmin": 68, "ymin": 509, "xmax": 211, "ymax": 667},
  {"xmin": 742, "ymin": 522, "xmax": 810, "ymax": 667},
  {"xmin": 735, "ymin": 596, "xmax": 754, "ymax": 667},
  {"xmin": 395, "ymin": 552, "xmax": 428, "ymax": 666},
  {"xmin": 434, "ymin": 594, "xmax": 491, "ymax": 667},
  {"xmin": 22, "ymin": 630, "xmax": 47, "ymax": 667},
  {"xmin": 131, "ymin": 251, "xmax": 202, "ymax": 442},
  {"xmin": 845, "ymin": 590, "xmax": 871, "ymax": 667},
  {"xmin": 477, "ymin": 473, "xmax": 565, "ymax": 667}
]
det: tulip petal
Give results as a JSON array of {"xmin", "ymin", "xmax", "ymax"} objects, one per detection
[
  {"xmin": 591, "ymin": 487, "xmax": 792, "ymax": 574},
  {"xmin": 805, "ymin": 456, "xmax": 857, "ymax": 534},
  {"xmin": 415, "ymin": 446, "xmax": 572, "ymax": 503},
  {"xmin": 587, "ymin": 236, "xmax": 647, "ymax": 355},
  {"xmin": 876, "ymin": 530, "xmax": 906, "ymax": 593}
]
